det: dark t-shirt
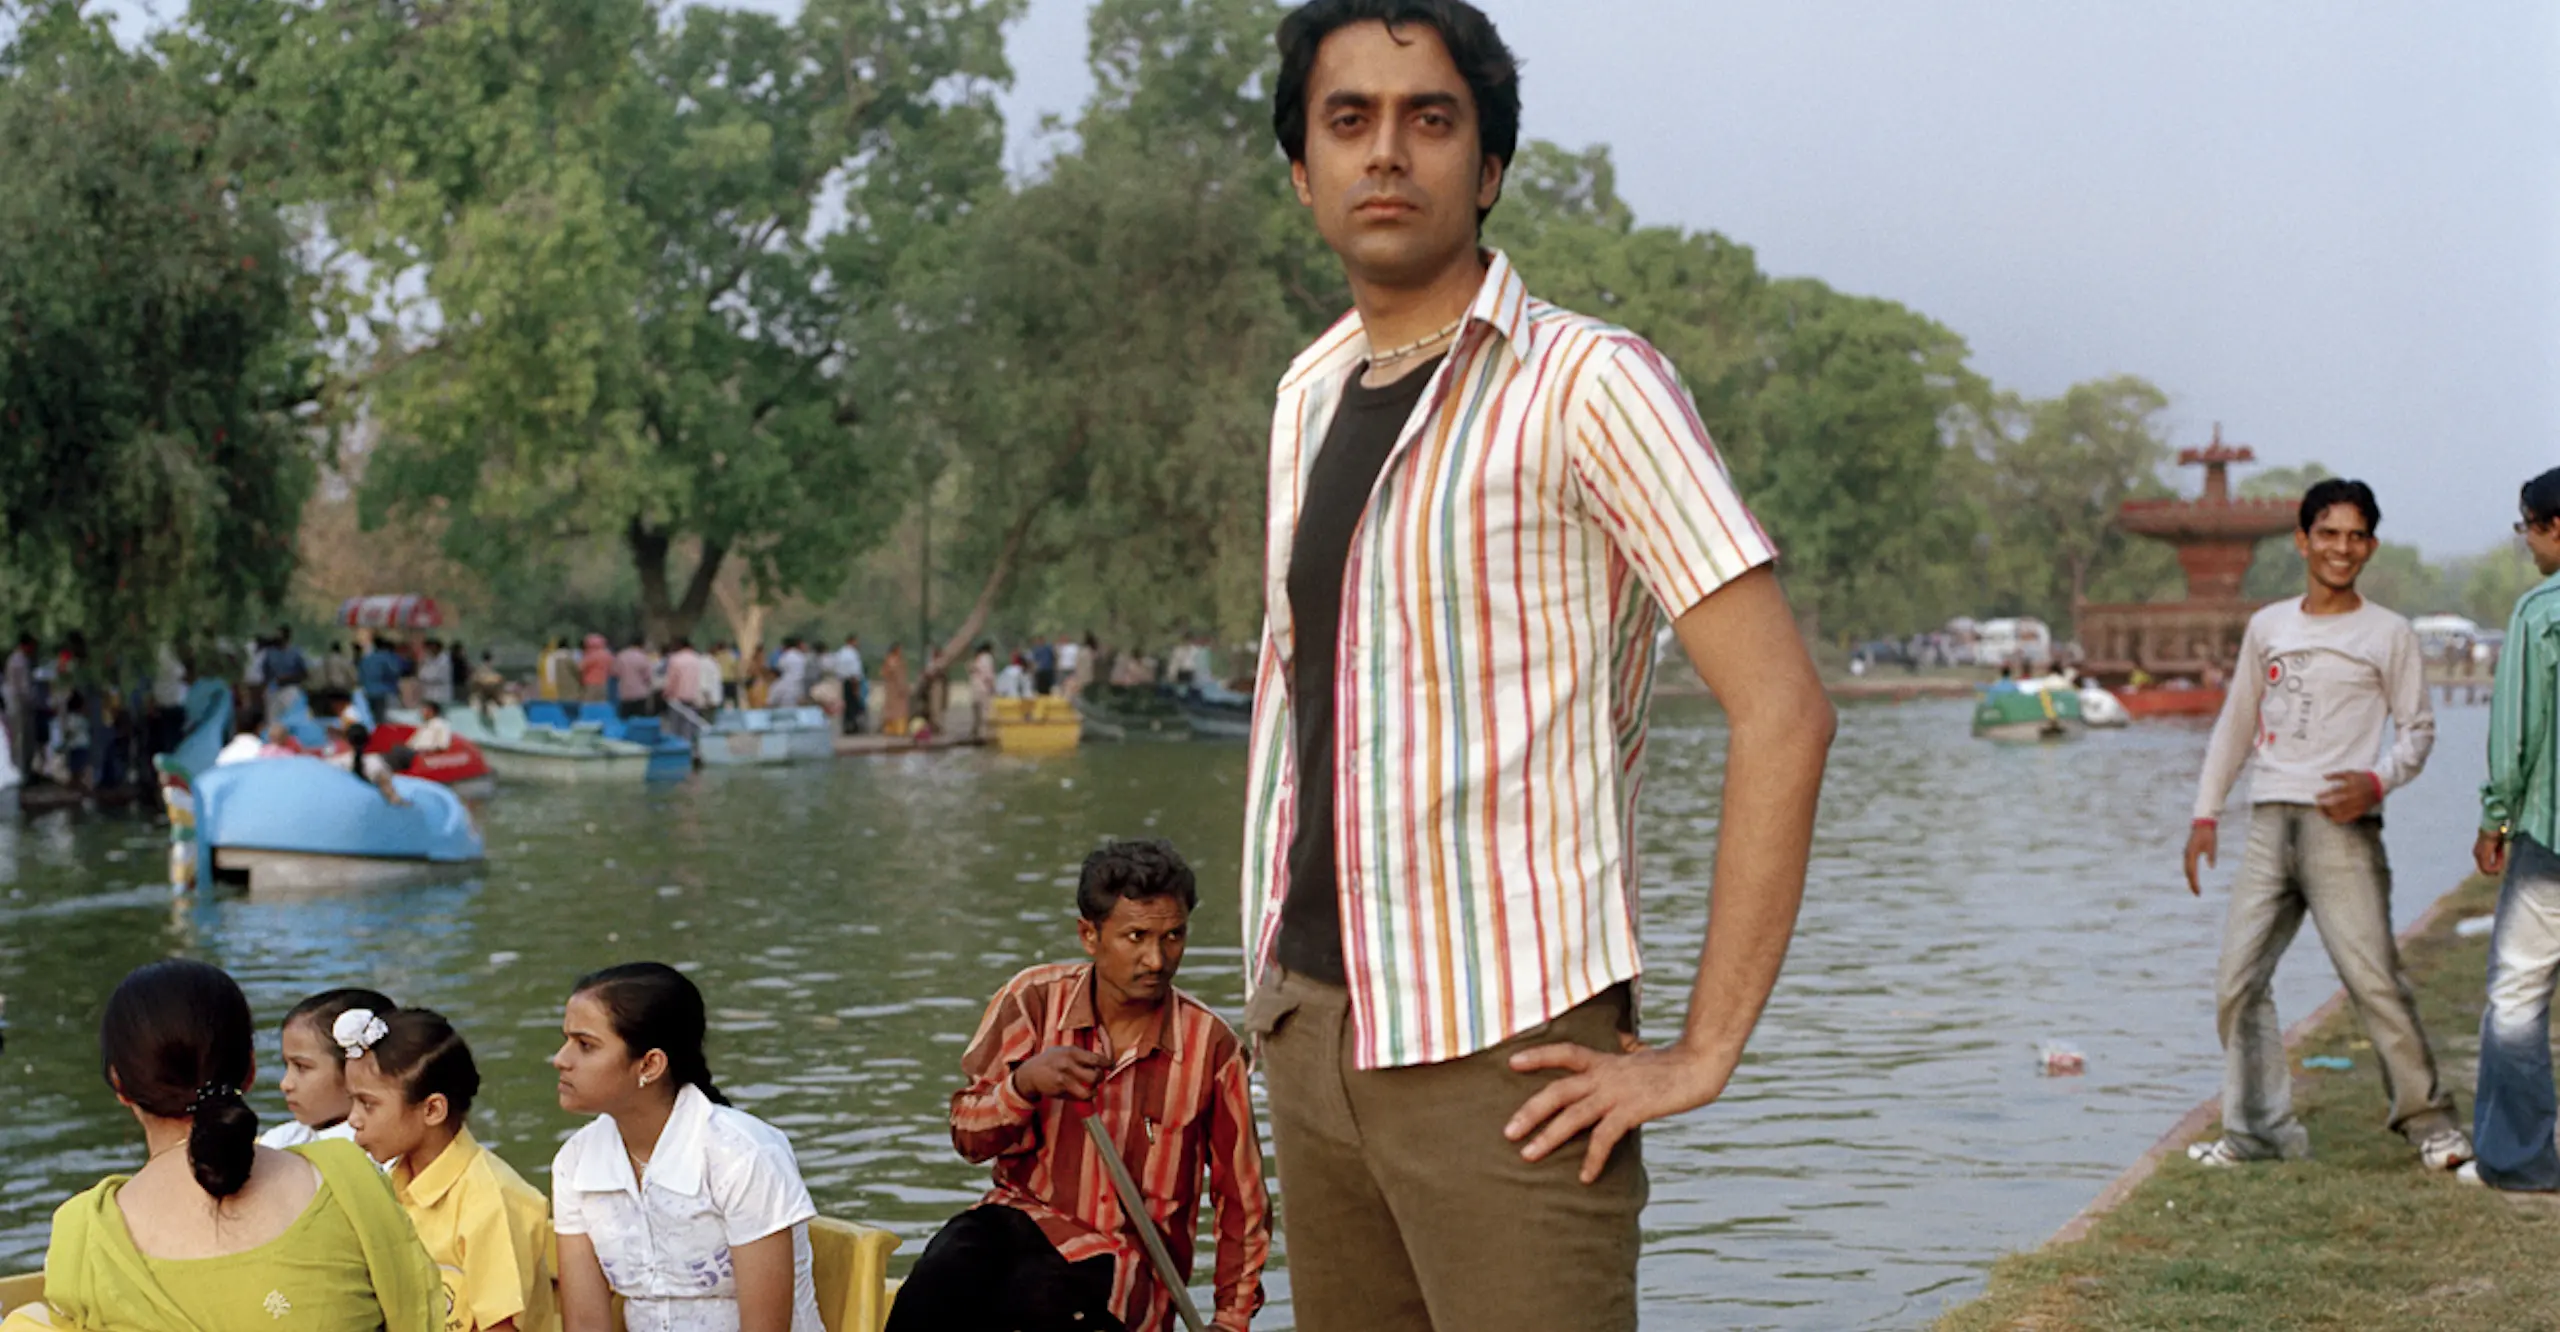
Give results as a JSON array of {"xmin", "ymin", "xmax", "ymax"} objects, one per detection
[{"xmin": 1276, "ymin": 357, "xmax": 1442, "ymax": 986}]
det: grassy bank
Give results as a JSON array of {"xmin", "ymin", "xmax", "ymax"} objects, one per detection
[{"xmin": 1940, "ymin": 874, "xmax": 2560, "ymax": 1332}]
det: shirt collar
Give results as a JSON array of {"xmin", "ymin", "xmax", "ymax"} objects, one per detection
[
  {"xmin": 573, "ymin": 1082, "xmax": 717, "ymax": 1198},
  {"xmin": 1279, "ymin": 249, "xmax": 1536, "ymax": 392},
  {"xmin": 1062, "ymin": 964, "xmax": 1182, "ymax": 1063},
  {"xmin": 398, "ymin": 1126, "xmax": 483, "ymax": 1208}
]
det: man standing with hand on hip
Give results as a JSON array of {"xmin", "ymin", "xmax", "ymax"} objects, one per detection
[
  {"xmin": 2181, "ymin": 478, "xmax": 2465, "ymax": 1171},
  {"xmin": 1240, "ymin": 3, "xmax": 1835, "ymax": 1327}
]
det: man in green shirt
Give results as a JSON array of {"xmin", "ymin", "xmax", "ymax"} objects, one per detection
[{"xmin": 2467, "ymin": 466, "xmax": 2560, "ymax": 1191}]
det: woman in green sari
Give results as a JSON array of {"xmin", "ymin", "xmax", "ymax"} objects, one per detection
[{"xmin": 2, "ymin": 960, "xmax": 440, "ymax": 1332}]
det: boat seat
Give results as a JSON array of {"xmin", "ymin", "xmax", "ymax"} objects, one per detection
[
  {"xmin": 807, "ymin": 1216, "xmax": 902, "ymax": 1332},
  {"xmin": 524, "ymin": 702, "xmax": 574, "ymax": 729},
  {"xmin": 553, "ymin": 1215, "xmax": 901, "ymax": 1332},
  {"xmin": 0, "ymin": 1271, "xmax": 42, "ymax": 1318}
]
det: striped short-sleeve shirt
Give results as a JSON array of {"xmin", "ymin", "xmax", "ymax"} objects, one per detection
[{"xmin": 1241, "ymin": 250, "xmax": 1778, "ymax": 1071}]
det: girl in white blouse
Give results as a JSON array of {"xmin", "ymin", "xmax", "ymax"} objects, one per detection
[{"xmin": 549, "ymin": 964, "xmax": 822, "ymax": 1332}]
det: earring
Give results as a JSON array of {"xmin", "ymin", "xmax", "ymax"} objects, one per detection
[{"xmin": 638, "ymin": 1072, "xmax": 652, "ymax": 1088}]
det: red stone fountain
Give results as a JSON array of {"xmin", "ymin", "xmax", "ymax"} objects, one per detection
[{"xmin": 2077, "ymin": 425, "xmax": 2296, "ymax": 714}]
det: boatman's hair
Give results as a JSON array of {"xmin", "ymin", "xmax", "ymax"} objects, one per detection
[
  {"xmin": 2298, "ymin": 478, "xmax": 2379, "ymax": 536},
  {"xmin": 1077, "ymin": 839, "xmax": 1199, "ymax": 923},
  {"xmin": 2522, "ymin": 468, "xmax": 2560, "ymax": 528},
  {"xmin": 1272, "ymin": 0, "xmax": 1521, "ymax": 227}
]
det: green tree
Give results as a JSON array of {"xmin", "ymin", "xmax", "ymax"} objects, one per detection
[
  {"xmin": 1494, "ymin": 143, "xmax": 1986, "ymax": 640},
  {"xmin": 867, "ymin": 131, "xmax": 1299, "ymax": 685},
  {"xmin": 0, "ymin": 2, "xmax": 314, "ymax": 668},
  {"xmin": 1985, "ymin": 376, "xmax": 2178, "ymax": 622},
  {"xmin": 2463, "ymin": 546, "xmax": 2545, "ymax": 627},
  {"xmin": 1743, "ymin": 279, "xmax": 1983, "ymax": 639},
  {"xmin": 180, "ymin": 0, "xmax": 1022, "ymax": 643}
]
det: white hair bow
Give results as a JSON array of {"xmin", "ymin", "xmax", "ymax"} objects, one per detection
[{"xmin": 332, "ymin": 1008, "xmax": 389, "ymax": 1060}]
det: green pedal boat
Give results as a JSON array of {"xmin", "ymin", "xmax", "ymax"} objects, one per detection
[{"xmin": 1972, "ymin": 681, "xmax": 2083, "ymax": 742}]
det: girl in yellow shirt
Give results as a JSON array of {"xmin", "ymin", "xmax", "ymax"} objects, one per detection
[{"xmin": 342, "ymin": 1008, "xmax": 557, "ymax": 1332}]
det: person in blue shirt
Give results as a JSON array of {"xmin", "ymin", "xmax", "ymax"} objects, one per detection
[
  {"xmin": 1030, "ymin": 639, "xmax": 1058, "ymax": 696},
  {"xmin": 358, "ymin": 637, "xmax": 407, "ymax": 722}
]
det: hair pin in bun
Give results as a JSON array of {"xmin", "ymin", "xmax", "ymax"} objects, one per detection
[{"xmin": 183, "ymin": 1082, "xmax": 240, "ymax": 1115}]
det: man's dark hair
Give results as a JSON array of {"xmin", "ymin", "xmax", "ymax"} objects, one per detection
[
  {"xmin": 2522, "ymin": 467, "xmax": 2560, "ymax": 529},
  {"xmin": 1076, "ymin": 839, "xmax": 1199, "ymax": 923},
  {"xmin": 2298, "ymin": 478, "xmax": 2380, "ymax": 535},
  {"xmin": 1273, "ymin": 0, "xmax": 1521, "ymax": 224}
]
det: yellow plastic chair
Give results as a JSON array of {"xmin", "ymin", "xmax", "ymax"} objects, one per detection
[
  {"xmin": 568, "ymin": 1217, "xmax": 900, "ymax": 1332},
  {"xmin": 807, "ymin": 1217, "xmax": 901, "ymax": 1332},
  {"xmin": 0, "ymin": 1272, "xmax": 42, "ymax": 1316}
]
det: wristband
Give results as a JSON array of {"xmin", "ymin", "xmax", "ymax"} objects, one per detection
[
  {"xmin": 2192, "ymin": 817, "xmax": 2217, "ymax": 828},
  {"xmin": 2365, "ymin": 772, "xmax": 2385, "ymax": 803}
]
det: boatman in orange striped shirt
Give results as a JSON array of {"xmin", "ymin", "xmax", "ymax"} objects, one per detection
[
  {"xmin": 1244, "ymin": 3, "xmax": 1837, "ymax": 1328},
  {"xmin": 891, "ymin": 840, "xmax": 1270, "ymax": 1332}
]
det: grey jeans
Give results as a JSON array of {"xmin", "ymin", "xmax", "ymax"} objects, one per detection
[{"xmin": 2215, "ymin": 803, "xmax": 2456, "ymax": 1157}]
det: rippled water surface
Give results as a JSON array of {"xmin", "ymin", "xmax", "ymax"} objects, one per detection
[{"xmin": 0, "ymin": 696, "xmax": 2491, "ymax": 1328}]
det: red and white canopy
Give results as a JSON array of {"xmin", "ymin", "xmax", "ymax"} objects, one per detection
[{"xmin": 336, "ymin": 594, "xmax": 445, "ymax": 630}]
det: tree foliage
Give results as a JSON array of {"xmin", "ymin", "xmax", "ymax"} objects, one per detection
[
  {"xmin": 867, "ymin": 132, "xmax": 1299, "ymax": 661},
  {"xmin": 178, "ymin": 0, "xmax": 1021, "ymax": 643},
  {"xmin": 1979, "ymin": 376, "xmax": 2182, "ymax": 617},
  {"xmin": 0, "ymin": 2, "xmax": 313, "ymax": 668}
]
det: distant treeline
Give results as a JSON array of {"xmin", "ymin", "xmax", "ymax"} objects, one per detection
[{"xmin": 3, "ymin": 0, "xmax": 2537, "ymax": 677}]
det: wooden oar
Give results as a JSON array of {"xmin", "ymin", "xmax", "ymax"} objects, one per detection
[{"xmin": 1077, "ymin": 1110, "xmax": 1209, "ymax": 1332}]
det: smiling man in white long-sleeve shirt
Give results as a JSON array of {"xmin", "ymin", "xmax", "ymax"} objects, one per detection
[{"xmin": 2181, "ymin": 477, "xmax": 2467, "ymax": 1171}]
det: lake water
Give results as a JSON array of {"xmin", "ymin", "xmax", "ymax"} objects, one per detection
[{"xmin": 0, "ymin": 695, "xmax": 2492, "ymax": 1328}]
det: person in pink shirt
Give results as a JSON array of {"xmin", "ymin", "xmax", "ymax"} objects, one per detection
[
  {"xmin": 613, "ymin": 637, "xmax": 657, "ymax": 718},
  {"xmin": 661, "ymin": 638, "xmax": 712, "ymax": 741}
]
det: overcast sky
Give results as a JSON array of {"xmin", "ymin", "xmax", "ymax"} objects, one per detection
[{"xmin": 90, "ymin": 0, "xmax": 2559, "ymax": 556}]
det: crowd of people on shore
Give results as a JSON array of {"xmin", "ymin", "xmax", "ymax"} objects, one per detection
[{"xmin": 0, "ymin": 619, "xmax": 1242, "ymax": 796}]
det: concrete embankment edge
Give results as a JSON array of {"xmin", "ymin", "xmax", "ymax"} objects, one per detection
[{"xmin": 2044, "ymin": 877, "xmax": 2475, "ymax": 1246}]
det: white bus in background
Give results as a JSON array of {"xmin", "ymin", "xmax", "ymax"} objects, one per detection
[
  {"xmin": 2411, "ymin": 614, "xmax": 2482, "ymax": 661},
  {"xmin": 1973, "ymin": 617, "xmax": 2054, "ymax": 670}
]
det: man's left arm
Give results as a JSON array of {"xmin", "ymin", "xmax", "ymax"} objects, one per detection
[
  {"xmin": 2323, "ymin": 620, "xmax": 2438, "ymax": 824},
  {"xmin": 1204, "ymin": 1046, "xmax": 1271, "ymax": 1331},
  {"xmin": 2373, "ymin": 620, "xmax": 2436, "ymax": 793},
  {"xmin": 1512, "ymin": 343, "xmax": 1835, "ymax": 1183}
]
